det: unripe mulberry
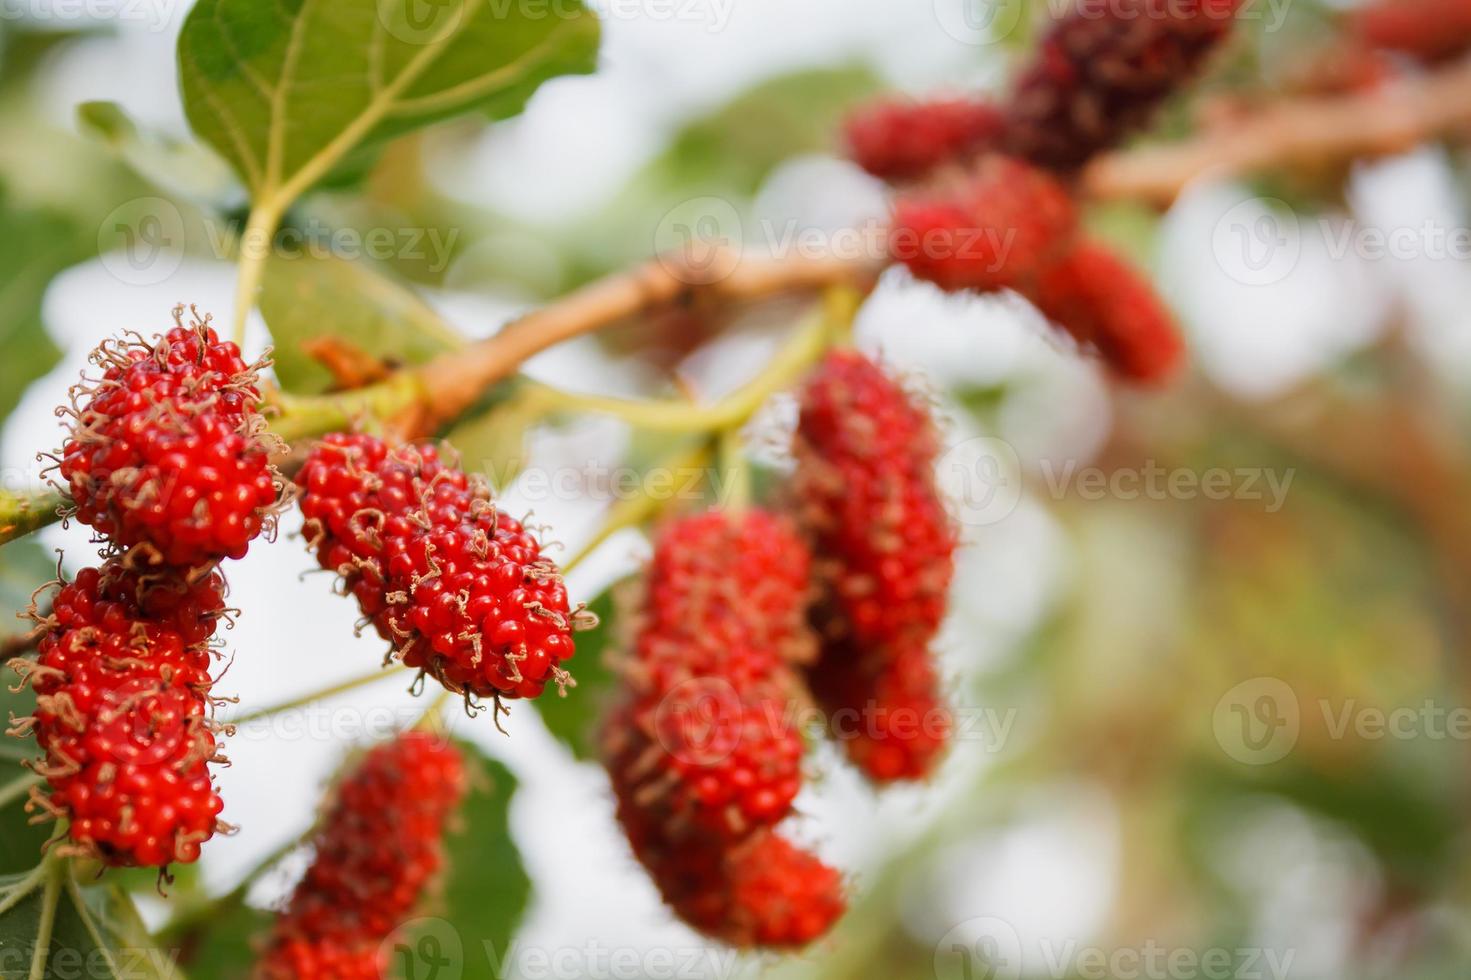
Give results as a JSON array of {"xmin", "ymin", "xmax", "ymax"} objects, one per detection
[
  {"xmin": 844, "ymin": 97, "xmax": 1004, "ymax": 182},
  {"xmin": 1033, "ymin": 240, "xmax": 1185, "ymax": 384},
  {"xmin": 258, "ymin": 732, "xmax": 465, "ymax": 976},
  {"xmin": 806, "ymin": 640, "xmax": 951, "ymax": 783},
  {"xmin": 297, "ymin": 434, "xmax": 587, "ymax": 703},
  {"xmin": 54, "ymin": 307, "xmax": 285, "ymax": 568},
  {"xmin": 604, "ymin": 510, "xmax": 812, "ymax": 843},
  {"xmin": 11, "ymin": 566, "xmax": 226, "ymax": 868},
  {"xmin": 793, "ymin": 352, "xmax": 956, "ymax": 650},
  {"xmin": 890, "ymin": 155, "xmax": 1077, "ymax": 294},
  {"xmin": 1351, "ymin": 0, "xmax": 1471, "ymax": 63},
  {"xmin": 1003, "ymin": 0, "xmax": 1242, "ymax": 173}
]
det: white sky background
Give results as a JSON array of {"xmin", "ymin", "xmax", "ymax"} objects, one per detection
[{"xmin": 2, "ymin": 0, "xmax": 1468, "ymax": 975}]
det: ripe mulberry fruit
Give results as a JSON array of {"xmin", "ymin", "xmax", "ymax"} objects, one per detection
[
  {"xmin": 258, "ymin": 732, "xmax": 465, "ymax": 976},
  {"xmin": 1351, "ymin": 0, "xmax": 1471, "ymax": 63},
  {"xmin": 53, "ymin": 307, "xmax": 285, "ymax": 569},
  {"xmin": 1002, "ymin": 0, "xmax": 1242, "ymax": 173},
  {"xmin": 1033, "ymin": 239, "xmax": 1185, "ymax": 384},
  {"xmin": 297, "ymin": 433, "xmax": 588, "ymax": 704},
  {"xmin": 10, "ymin": 566, "xmax": 226, "ymax": 868},
  {"xmin": 844, "ymin": 97, "xmax": 1004, "ymax": 182},
  {"xmin": 890, "ymin": 155, "xmax": 1077, "ymax": 294}
]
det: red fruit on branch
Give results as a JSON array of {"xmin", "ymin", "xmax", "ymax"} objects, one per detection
[
  {"xmin": 53, "ymin": 307, "xmax": 285, "ymax": 569},
  {"xmin": 1033, "ymin": 240, "xmax": 1185, "ymax": 384},
  {"xmin": 1351, "ymin": 0, "xmax": 1471, "ymax": 63},
  {"xmin": 297, "ymin": 433, "xmax": 588, "ymax": 704},
  {"xmin": 844, "ymin": 97, "xmax": 1004, "ymax": 181},
  {"xmin": 10, "ymin": 566, "xmax": 226, "ymax": 868},
  {"xmin": 258, "ymin": 732, "xmax": 465, "ymax": 977},
  {"xmin": 1003, "ymin": 0, "xmax": 1242, "ymax": 173},
  {"xmin": 890, "ymin": 155, "xmax": 1078, "ymax": 294}
]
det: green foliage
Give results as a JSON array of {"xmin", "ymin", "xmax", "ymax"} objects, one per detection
[
  {"xmin": 534, "ymin": 587, "xmax": 618, "ymax": 761},
  {"xmin": 177, "ymin": 0, "xmax": 600, "ymax": 205},
  {"xmin": 76, "ymin": 102, "xmax": 242, "ymax": 210},
  {"xmin": 260, "ymin": 250, "xmax": 464, "ymax": 393},
  {"xmin": 0, "ymin": 190, "xmax": 86, "ymax": 423},
  {"xmin": 0, "ymin": 866, "xmax": 174, "ymax": 980},
  {"xmin": 442, "ymin": 382, "xmax": 547, "ymax": 490}
]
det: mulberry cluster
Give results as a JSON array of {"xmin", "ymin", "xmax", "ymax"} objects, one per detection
[
  {"xmin": 845, "ymin": 97, "xmax": 1004, "ymax": 182},
  {"xmin": 602, "ymin": 510, "xmax": 845, "ymax": 947},
  {"xmin": 10, "ymin": 566, "xmax": 228, "ymax": 868},
  {"xmin": 258, "ymin": 733, "xmax": 465, "ymax": 979},
  {"xmin": 793, "ymin": 351, "xmax": 956, "ymax": 782},
  {"xmin": 53, "ymin": 307, "xmax": 284, "ymax": 569},
  {"xmin": 1001, "ymin": 0, "xmax": 1243, "ymax": 173},
  {"xmin": 296, "ymin": 433, "xmax": 586, "ymax": 704},
  {"xmin": 888, "ymin": 152, "xmax": 1185, "ymax": 385}
]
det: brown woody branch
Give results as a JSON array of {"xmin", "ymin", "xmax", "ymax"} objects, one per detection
[{"xmin": 1085, "ymin": 58, "xmax": 1471, "ymax": 205}]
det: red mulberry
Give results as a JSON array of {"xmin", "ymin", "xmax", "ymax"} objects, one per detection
[
  {"xmin": 1351, "ymin": 0, "xmax": 1471, "ymax": 63},
  {"xmin": 844, "ymin": 97, "xmax": 1004, "ymax": 182},
  {"xmin": 1033, "ymin": 239, "xmax": 1185, "ymax": 384},
  {"xmin": 890, "ymin": 155, "xmax": 1077, "ymax": 294},
  {"xmin": 258, "ymin": 732, "xmax": 465, "ymax": 977},
  {"xmin": 11, "ymin": 566, "xmax": 226, "ymax": 868},
  {"xmin": 1002, "ymin": 0, "xmax": 1242, "ymax": 173},
  {"xmin": 54, "ymin": 307, "xmax": 284, "ymax": 569},
  {"xmin": 297, "ymin": 434, "xmax": 587, "ymax": 704}
]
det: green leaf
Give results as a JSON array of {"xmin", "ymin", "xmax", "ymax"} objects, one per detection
[
  {"xmin": 259, "ymin": 250, "xmax": 464, "ymax": 393},
  {"xmin": 171, "ymin": 900, "xmax": 269, "ymax": 980},
  {"xmin": 177, "ymin": 0, "xmax": 600, "ymax": 207},
  {"xmin": 442, "ymin": 383, "xmax": 548, "ymax": 491},
  {"xmin": 389, "ymin": 740, "xmax": 529, "ymax": 980},
  {"xmin": 0, "ymin": 862, "xmax": 175, "ymax": 980},
  {"xmin": 0, "ymin": 192, "xmax": 85, "ymax": 424},
  {"xmin": 76, "ymin": 102, "xmax": 243, "ymax": 212},
  {"xmin": 534, "ymin": 586, "xmax": 618, "ymax": 761}
]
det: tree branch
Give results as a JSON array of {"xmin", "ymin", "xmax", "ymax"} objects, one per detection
[{"xmin": 1085, "ymin": 58, "xmax": 1471, "ymax": 205}]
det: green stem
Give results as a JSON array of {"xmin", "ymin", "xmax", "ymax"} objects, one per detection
[
  {"xmin": 27, "ymin": 857, "xmax": 63, "ymax": 980},
  {"xmin": 266, "ymin": 372, "xmax": 425, "ymax": 444},
  {"xmin": 232, "ymin": 198, "xmax": 286, "ymax": 348},
  {"xmin": 0, "ymin": 772, "xmax": 40, "ymax": 812},
  {"xmin": 0, "ymin": 489, "xmax": 65, "ymax": 547},
  {"xmin": 0, "ymin": 859, "xmax": 49, "ymax": 919},
  {"xmin": 823, "ymin": 282, "xmax": 864, "ymax": 346},
  {"xmin": 529, "ymin": 309, "xmax": 832, "ymax": 433},
  {"xmin": 223, "ymin": 663, "xmax": 412, "ymax": 728},
  {"xmin": 717, "ymin": 427, "xmax": 751, "ymax": 513}
]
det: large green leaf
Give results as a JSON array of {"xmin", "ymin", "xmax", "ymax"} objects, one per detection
[
  {"xmin": 0, "ymin": 192, "xmax": 84, "ymax": 423},
  {"xmin": 390, "ymin": 740, "xmax": 529, "ymax": 980},
  {"xmin": 177, "ymin": 0, "xmax": 600, "ymax": 207},
  {"xmin": 0, "ymin": 863, "xmax": 175, "ymax": 980},
  {"xmin": 259, "ymin": 250, "xmax": 464, "ymax": 393},
  {"xmin": 534, "ymin": 586, "xmax": 617, "ymax": 761}
]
